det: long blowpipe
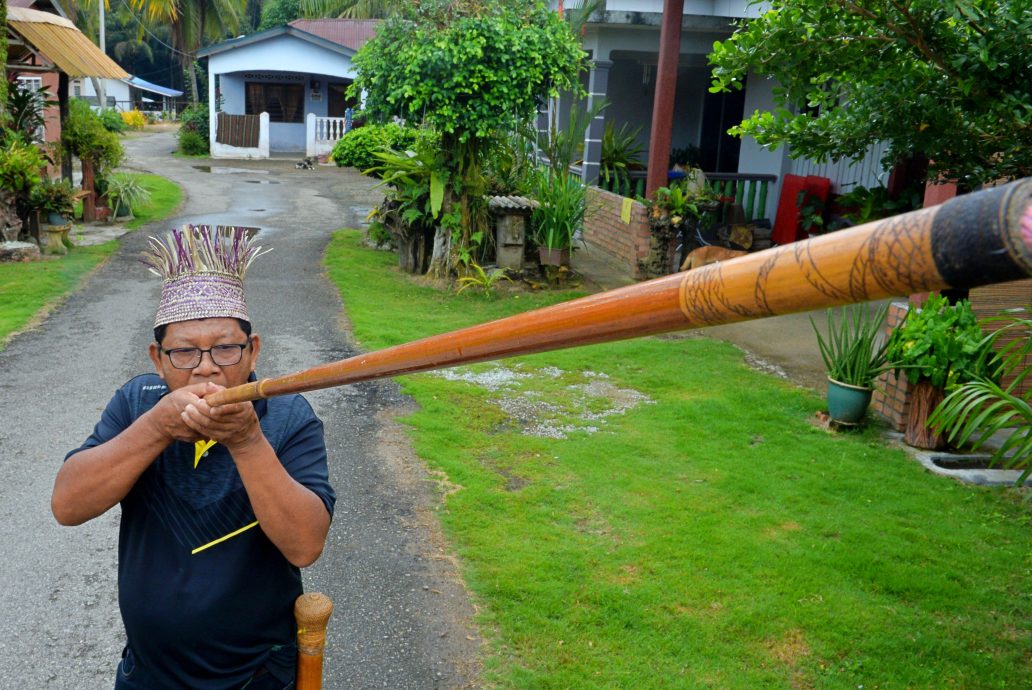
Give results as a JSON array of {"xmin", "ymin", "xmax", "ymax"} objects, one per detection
[{"xmin": 207, "ymin": 179, "xmax": 1032, "ymax": 407}]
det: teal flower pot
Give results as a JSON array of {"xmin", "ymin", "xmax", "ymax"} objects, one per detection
[{"xmin": 826, "ymin": 378, "xmax": 873, "ymax": 425}]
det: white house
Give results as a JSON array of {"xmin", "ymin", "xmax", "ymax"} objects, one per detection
[
  {"xmin": 197, "ymin": 19, "xmax": 377, "ymax": 159},
  {"xmin": 70, "ymin": 74, "xmax": 183, "ymax": 113},
  {"xmin": 556, "ymin": 1, "xmax": 889, "ymax": 221}
]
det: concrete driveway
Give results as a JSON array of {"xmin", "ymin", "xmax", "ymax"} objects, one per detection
[{"xmin": 0, "ymin": 131, "xmax": 480, "ymax": 688}]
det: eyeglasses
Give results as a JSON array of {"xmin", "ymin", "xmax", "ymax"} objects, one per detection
[{"xmin": 162, "ymin": 340, "xmax": 251, "ymax": 370}]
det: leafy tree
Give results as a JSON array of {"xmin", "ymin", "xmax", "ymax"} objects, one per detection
[
  {"xmin": 709, "ymin": 0, "xmax": 1032, "ymax": 188},
  {"xmin": 259, "ymin": 0, "xmax": 304, "ymax": 30},
  {"xmin": 351, "ymin": 0, "xmax": 586, "ymax": 276}
]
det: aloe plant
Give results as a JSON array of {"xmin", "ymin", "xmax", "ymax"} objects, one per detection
[
  {"xmin": 810, "ymin": 303, "xmax": 891, "ymax": 388},
  {"xmin": 106, "ymin": 172, "xmax": 151, "ymax": 218}
]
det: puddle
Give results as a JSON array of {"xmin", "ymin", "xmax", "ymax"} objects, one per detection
[{"xmin": 191, "ymin": 166, "xmax": 269, "ymax": 175}]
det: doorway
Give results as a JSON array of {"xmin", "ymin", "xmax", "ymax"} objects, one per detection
[
  {"xmin": 327, "ymin": 82, "xmax": 358, "ymax": 118},
  {"xmin": 698, "ymin": 78, "xmax": 746, "ymax": 173}
]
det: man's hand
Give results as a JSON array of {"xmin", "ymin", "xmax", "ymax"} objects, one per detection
[{"xmin": 178, "ymin": 381, "xmax": 262, "ymax": 450}]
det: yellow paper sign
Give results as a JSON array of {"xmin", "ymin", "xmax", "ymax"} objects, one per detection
[{"xmin": 620, "ymin": 197, "xmax": 633, "ymax": 224}]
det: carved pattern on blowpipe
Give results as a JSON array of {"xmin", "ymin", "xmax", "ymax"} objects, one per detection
[
  {"xmin": 794, "ymin": 241, "xmax": 852, "ymax": 303},
  {"xmin": 677, "ymin": 210, "xmax": 940, "ymax": 327},
  {"xmin": 858, "ymin": 211, "xmax": 937, "ymax": 297}
]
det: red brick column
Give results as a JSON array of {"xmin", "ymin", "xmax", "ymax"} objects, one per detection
[{"xmin": 871, "ymin": 301, "xmax": 914, "ymax": 430}]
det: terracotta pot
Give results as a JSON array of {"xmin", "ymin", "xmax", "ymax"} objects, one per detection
[{"xmin": 538, "ymin": 247, "xmax": 570, "ymax": 267}]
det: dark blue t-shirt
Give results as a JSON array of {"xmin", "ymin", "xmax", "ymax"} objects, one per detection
[{"xmin": 66, "ymin": 373, "xmax": 336, "ymax": 689}]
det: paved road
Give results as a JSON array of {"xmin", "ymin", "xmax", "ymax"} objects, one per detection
[{"xmin": 0, "ymin": 131, "xmax": 480, "ymax": 688}]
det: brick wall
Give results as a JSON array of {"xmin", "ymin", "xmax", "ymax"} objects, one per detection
[
  {"xmin": 583, "ymin": 187, "xmax": 652, "ymax": 280},
  {"xmin": 871, "ymin": 301, "xmax": 912, "ymax": 430},
  {"xmin": 970, "ymin": 279, "xmax": 1032, "ymax": 398}
]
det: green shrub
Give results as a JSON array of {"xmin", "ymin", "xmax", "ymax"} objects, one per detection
[
  {"xmin": 0, "ymin": 135, "xmax": 46, "ymax": 193},
  {"xmin": 330, "ymin": 122, "xmax": 421, "ymax": 174},
  {"xmin": 98, "ymin": 108, "xmax": 128, "ymax": 133},
  {"xmin": 886, "ymin": 294, "xmax": 998, "ymax": 389},
  {"xmin": 178, "ymin": 104, "xmax": 210, "ymax": 155},
  {"xmin": 178, "ymin": 130, "xmax": 208, "ymax": 156},
  {"xmin": 63, "ymin": 100, "xmax": 124, "ymax": 174}
]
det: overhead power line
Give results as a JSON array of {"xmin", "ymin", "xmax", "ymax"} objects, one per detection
[{"xmin": 116, "ymin": 0, "xmax": 193, "ymax": 59}]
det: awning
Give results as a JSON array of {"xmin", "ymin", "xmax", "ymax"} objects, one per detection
[
  {"xmin": 124, "ymin": 75, "xmax": 183, "ymax": 99},
  {"xmin": 7, "ymin": 7, "xmax": 129, "ymax": 80}
]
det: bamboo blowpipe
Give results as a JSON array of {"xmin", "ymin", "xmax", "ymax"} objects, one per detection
[{"xmin": 207, "ymin": 178, "xmax": 1032, "ymax": 408}]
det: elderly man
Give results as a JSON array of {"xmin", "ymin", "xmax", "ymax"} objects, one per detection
[{"xmin": 52, "ymin": 226, "xmax": 335, "ymax": 689}]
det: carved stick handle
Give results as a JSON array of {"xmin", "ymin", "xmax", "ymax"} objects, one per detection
[
  {"xmin": 208, "ymin": 179, "xmax": 1032, "ymax": 408},
  {"xmin": 295, "ymin": 592, "xmax": 333, "ymax": 690}
]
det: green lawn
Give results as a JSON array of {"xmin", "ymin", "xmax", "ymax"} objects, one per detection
[
  {"xmin": 1, "ymin": 173, "xmax": 181, "ymax": 349},
  {"xmin": 325, "ymin": 230, "xmax": 1032, "ymax": 689},
  {"xmin": 125, "ymin": 172, "xmax": 183, "ymax": 229}
]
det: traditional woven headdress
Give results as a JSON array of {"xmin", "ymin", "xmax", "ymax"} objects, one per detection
[{"xmin": 142, "ymin": 225, "xmax": 269, "ymax": 328}]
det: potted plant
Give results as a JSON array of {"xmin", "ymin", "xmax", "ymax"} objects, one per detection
[
  {"xmin": 30, "ymin": 177, "xmax": 77, "ymax": 225},
  {"xmin": 811, "ymin": 303, "xmax": 891, "ymax": 425},
  {"xmin": 641, "ymin": 171, "xmax": 718, "ymax": 278},
  {"xmin": 928, "ymin": 308, "xmax": 1031, "ymax": 483},
  {"xmin": 531, "ymin": 170, "xmax": 585, "ymax": 267},
  {"xmin": 885, "ymin": 294, "xmax": 999, "ymax": 449},
  {"xmin": 105, "ymin": 172, "xmax": 151, "ymax": 219}
]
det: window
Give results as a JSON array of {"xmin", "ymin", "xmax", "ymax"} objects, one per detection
[
  {"xmin": 16, "ymin": 77, "xmax": 46, "ymax": 141},
  {"xmin": 245, "ymin": 82, "xmax": 304, "ymax": 123}
]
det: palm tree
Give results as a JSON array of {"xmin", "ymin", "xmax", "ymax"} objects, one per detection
[
  {"xmin": 126, "ymin": 0, "xmax": 247, "ymax": 103},
  {"xmin": 298, "ymin": 0, "xmax": 403, "ymax": 19}
]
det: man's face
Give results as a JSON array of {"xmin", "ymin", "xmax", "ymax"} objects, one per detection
[{"xmin": 148, "ymin": 317, "xmax": 261, "ymax": 392}]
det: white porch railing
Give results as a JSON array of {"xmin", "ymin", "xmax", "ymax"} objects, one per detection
[{"xmin": 306, "ymin": 113, "xmax": 349, "ymax": 157}]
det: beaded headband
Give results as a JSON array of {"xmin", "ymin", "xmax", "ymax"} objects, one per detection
[{"xmin": 141, "ymin": 225, "xmax": 269, "ymax": 328}]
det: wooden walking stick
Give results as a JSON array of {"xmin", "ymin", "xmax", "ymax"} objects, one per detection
[
  {"xmin": 207, "ymin": 178, "xmax": 1032, "ymax": 407},
  {"xmin": 295, "ymin": 592, "xmax": 333, "ymax": 690}
]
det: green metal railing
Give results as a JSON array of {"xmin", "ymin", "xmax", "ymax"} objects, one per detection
[{"xmin": 596, "ymin": 171, "xmax": 778, "ymax": 222}]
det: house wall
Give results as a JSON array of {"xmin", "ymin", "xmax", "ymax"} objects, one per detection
[
  {"xmin": 209, "ymin": 34, "xmax": 356, "ymax": 154},
  {"xmin": 12, "ymin": 72, "xmax": 62, "ymax": 175},
  {"xmin": 736, "ymin": 73, "xmax": 790, "ymax": 215},
  {"xmin": 559, "ymin": 1, "xmax": 762, "ymax": 18},
  {"xmin": 70, "ymin": 77, "xmax": 131, "ymax": 109},
  {"xmin": 602, "ymin": 58, "xmax": 709, "ymax": 157}
]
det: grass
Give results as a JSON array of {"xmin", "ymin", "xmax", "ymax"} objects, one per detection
[
  {"xmin": 324, "ymin": 230, "xmax": 1032, "ymax": 689},
  {"xmin": 125, "ymin": 172, "xmax": 182, "ymax": 229},
  {"xmin": 0, "ymin": 242, "xmax": 118, "ymax": 347},
  {"xmin": 1, "ymin": 173, "xmax": 181, "ymax": 349}
]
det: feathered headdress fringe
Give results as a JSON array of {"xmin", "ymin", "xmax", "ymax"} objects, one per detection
[{"xmin": 141, "ymin": 225, "xmax": 270, "ymax": 281}]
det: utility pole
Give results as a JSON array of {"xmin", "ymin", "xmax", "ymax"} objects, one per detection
[{"xmin": 94, "ymin": 0, "xmax": 107, "ymax": 109}]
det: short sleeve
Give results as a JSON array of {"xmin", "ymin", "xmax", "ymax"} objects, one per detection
[
  {"xmin": 272, "ymin": 396, "xmax": 336, "ymax": 519},
  {"xmin": 65, "ymin": 386, "xmax": 134, "ymax": 462}
]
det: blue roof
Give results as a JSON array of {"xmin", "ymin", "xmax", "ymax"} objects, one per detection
[{"xmin": 124, "ymin": 75, "xmax": 183, "ymax": 98}]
